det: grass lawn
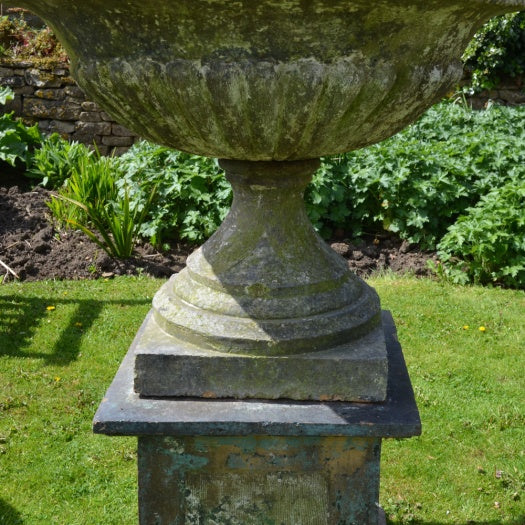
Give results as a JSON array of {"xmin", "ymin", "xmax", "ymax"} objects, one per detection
[{"xmin": 0, "ymin": 275, "xmax": 523, "ymax": 524}]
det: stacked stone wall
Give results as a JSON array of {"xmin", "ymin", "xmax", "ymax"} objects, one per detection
[
  {"xmin": 464, "ymin": 75, "xmax": 525, "ymax": 109},
  {"xmin": 0, "ymin": 60, "xmax": 139, "ymax": 155}
]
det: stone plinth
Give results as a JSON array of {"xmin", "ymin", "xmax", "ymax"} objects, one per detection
[{"xmin": 94, "ymin": 311, "xmax": 420, "ymax": 524}]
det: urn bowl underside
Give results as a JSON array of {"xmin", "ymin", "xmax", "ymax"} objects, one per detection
[{"xmin": 14, "ymin": 0, "xmax": 525, "ymax": 160}]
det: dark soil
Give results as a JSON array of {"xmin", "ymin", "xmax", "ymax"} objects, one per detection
[{"xmin": 0, "ymin": 184, "xmax": 438, "ymax": 283}]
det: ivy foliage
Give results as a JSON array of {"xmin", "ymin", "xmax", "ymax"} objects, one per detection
[{"xmin": 462, "ymin": 12, "xmax": 525, "ymax": 92}]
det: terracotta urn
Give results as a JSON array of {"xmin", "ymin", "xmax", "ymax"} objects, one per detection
[{"xmin": 9, "ymin": 0, "xmax": 525, "ymax": 400}]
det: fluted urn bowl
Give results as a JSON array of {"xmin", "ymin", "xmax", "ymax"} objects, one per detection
[
  {"xmin": 10, "ymin": 0, "xmax": 525, "ymax": 400},
  {"xmin": 11, "ymin": 0, "xmax": 525, "ymax": 161}
]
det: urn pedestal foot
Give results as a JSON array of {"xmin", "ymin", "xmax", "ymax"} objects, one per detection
[
  {"xmin": 94, "ymin": 311, "xmax": 420, "ymax": 524},
  {"xmin": 136, "ymin": 159, "xmax": 387, "ymax": 402}
]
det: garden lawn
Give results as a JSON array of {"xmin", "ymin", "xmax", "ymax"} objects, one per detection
[{"xmin": 0, "ymin": 276, "xmax": 523, "ymax": 524}]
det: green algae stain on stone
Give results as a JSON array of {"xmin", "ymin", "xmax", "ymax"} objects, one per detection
[
  {"xmin": 157, "ymin": 437, "xmax": 209, "ymax": 474},
  {"xmin": 138, "ymin": 435, "xmax": 382, "ymax": 524},
  {"xmin": 16, "ymin": 0, "xmax": 524, "ymax": 160}
]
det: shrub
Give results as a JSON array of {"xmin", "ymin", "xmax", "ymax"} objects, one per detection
[{"xmin": 308, "ymin": 102, "xmax": 525, "ymax": 250}]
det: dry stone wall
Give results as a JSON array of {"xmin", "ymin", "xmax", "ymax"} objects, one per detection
[
  {"xmin": 464, "ymin": 75, "xmax": 525, "ymax": 108},
  {"xmin": 0, "ymin": 60, "xmax": 139, "ymax": 155}
]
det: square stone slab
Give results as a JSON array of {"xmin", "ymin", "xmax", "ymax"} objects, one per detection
[
  {"xmin": 133, "ymin": 311, "xmax": 388, "ymax": 401},
  {"xmin": 93, "ymin": 310, "xmax": 420, "ymax": 438}
]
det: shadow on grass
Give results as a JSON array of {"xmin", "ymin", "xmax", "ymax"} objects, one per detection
[
  {"xmin": 0, "ymin": 295, "xmax": 149, "ymax": 365},
  {"xmin": 386, "ymin": 515, "xmax": 525, "ymax": 525},
  {"xmin": 0, "ymin": 498, "xmax": 24, "ymax": 524}
]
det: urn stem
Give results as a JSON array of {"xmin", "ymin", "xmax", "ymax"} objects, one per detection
[{"xmin": 152, "ymin": 159, "xmax": 383, "ymax": 358}]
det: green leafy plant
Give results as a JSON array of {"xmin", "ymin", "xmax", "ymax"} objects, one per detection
[
  {"xmin": 47, "ymin": 154, "xmax": 155, "ymax": 258},
  {"xmin": 462, "ymin": 12, "xmax": 525, "ymax": 92},
  {"xmin": 0, "ymin": 86, "xmax": 42, "ymax": 168},
  {"xmin": 28, "ymin": 133, "xmax": 95, "ymax": 188},
  {"xmin": 47, "ymin": 154, "xmax": 119, "ymax": 229},
  {"xmin": 115, "ymin": 141, "xmax": 231, "ymax": 246},
  {"xmin": 62, "ymin": 187, "xmax": 156, "ymax": 259},
  {"xmin": 307, "ymin": 101, "xmax": 525, "ymax": 252},
  {"xmin": 41, "ymin": 102, "xmax": 525, "ymax": 286},
  {"xmin": 437, "ymin": 173, "xmax": 525, "ymax": 288},
  {"xmin": 0, "ymin": 85, "xmax": 13, "ymax": 105}
]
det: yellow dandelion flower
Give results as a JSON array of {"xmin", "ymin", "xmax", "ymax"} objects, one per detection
[
  {"xmin": 463, "ymin": 325, "xmax": 469, "ymax": 330},
  {"xmin": 46, "ymin": 305, "xmax": 56, "ymax": 311},
  {"xmin": 479, "ymin": 326, "xmax": 486, "ymax": 332},
  {"xmin": 54, "ymin": 377, "xmax": 60, "ymax": 382}
]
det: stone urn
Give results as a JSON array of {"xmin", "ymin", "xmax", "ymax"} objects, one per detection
[{"xmin": 9, "ymin": 0, "xmax": 525, "ymax": 402}]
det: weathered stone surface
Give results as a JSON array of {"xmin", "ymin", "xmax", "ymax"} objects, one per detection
[
  {"xmin": 0, "ymin": 67, "xmax": 15, "ymax": 77},
  {"xmin": 135, "ymin": 312, "xmax": 387, "ymax": 400},
  {"xmin": 36, "ymin": 120, "xmax": 50, "ymax": 131},
  {"xmin": 111, "ymin": 146, "xmax": 131, "ymax": 156},
  {"xmin": 24, "ymin": 68, "xmax": 62, "ymax": 88},
  {"xmin": 34, "ymin": 88, "xmax": 66, "ymax": 100},
  {"xmin": 94, "ymin": 311, "xmax": 421, "ymax": 437},
  {"xmin": 64, "ymin": 85, "xmax": 84, "ymax": 98},
  {"xmin": 138, "ymin": 434, "xmax": 382, "ymax": 524},
  {"xmin": 12, "ymin": 86, "xmax": 34, "ymax": 95},
  {"xmin": 144, "ymin": 159, "xmax": 386, "ymax": 399},
  {"xmin": 48, "ymin": 119, "xmax": 75, "ymax": 134},
  {"xmin": 79, "ymin": 110, "xmax": 102, "ymax": 122},
  {"xmin": 12, "ymin": 0, "xmax": 521, "ymax": 160},
  {"xmin": 80, "ymin": 100, "xmax": 99, "ymax": 111},
  {"xmin": 95, "ymin": 145, "xmax": 110, "ymax": 156},
  {"xmin": 101, "ymin": 135, "xmax": 134, "ymax": 146},
  {"xmin": 2, "ymin": 75, "xmax": 24, "ymax": 88},
  {"xmin": 100, "ymin": 111, "xmax": 114, "ymax": 121},
  {"xmin": 74, "ymin": 121, "xmax": 111, "ymax": 136},
  {"xmin": 111, "ymin": 123, "xmax": 135, "ymax": 136},
  {"xmin": 96, "ymin": 310, "xmax": 414, "ymax": 524},
  {"xmin": 1, "ymin": 97, "xmax": 21, "ymax": 114},
  {"xmin": 24, "ymin": 96, "xmax": 79, "ymax": 119},
  {"xmin": 497, "ymin": 88, "xmax": 525, "ymax": 104}
]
